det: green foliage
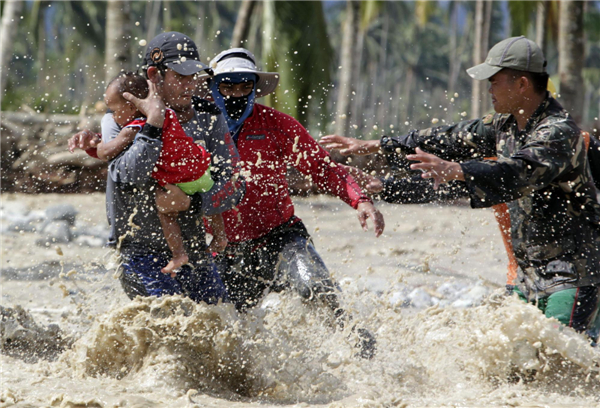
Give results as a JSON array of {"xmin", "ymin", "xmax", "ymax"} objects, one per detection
[
  {"xmin": 415, "ymin": 0, "xmax": 438, "ymax": 28},
  {"xmin": 360, "ymin": 0, "xmax": 384, "ymax": 31},
  {"xmin": 507, "ymin": 1, "xmax": 539, "ymax": 36},
  {"xmin": 3, "ymin": 0, "xmax": 600, "ymax": 130},
  {"xmin": 262, "ymin": 1, "xmax": 332, "ymax": 127},
  {"xmin": 585, "ymin": 3, "xmax": 600, "ymax": 43}
]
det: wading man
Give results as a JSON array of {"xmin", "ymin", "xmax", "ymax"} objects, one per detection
[
  {"xmin": 196, "ymin": 48, "xmax": 385, "ymax": 358},
  {"xmin": 322, "ymin": 37, "xmax": 600, "ymax": 343},
  {"xmin": 69, "ymin": 32, "xmax": 245, "ymax": 304}
]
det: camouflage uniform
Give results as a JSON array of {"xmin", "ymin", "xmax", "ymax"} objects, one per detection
[{"xmin": 381, "ymin": 95, "xmax": 600, "ymax": 301}]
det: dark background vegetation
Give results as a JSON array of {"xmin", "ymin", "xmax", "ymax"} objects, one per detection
[{"xmin": 2, "ymin": 1, "xmax": 600, "ymax": 193}]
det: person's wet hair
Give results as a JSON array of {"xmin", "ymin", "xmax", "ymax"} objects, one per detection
[
  {"xmin": 503, "ymin": 68, "xmax": 549, "ymax": 95},
  {"xmin": 108, "ymin": 71, "xmax": 149, "ymax": 100}
]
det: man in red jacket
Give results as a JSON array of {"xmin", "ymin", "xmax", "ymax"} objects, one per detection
[{"xmin": 200, "ymin": 48, "xmax": 384, "ymax": 357}]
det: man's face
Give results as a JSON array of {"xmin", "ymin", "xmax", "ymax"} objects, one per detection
[
  {"xmin": 105, "ymin": 84, "xmax": 139, "ymax": 127},
  {"xmin": 160, "ymin": 69, "xmax": 198, "ymax": 111},
  {"xmin": 218, "ymin": 81, "xmax": 255, "ymax": 98},
  {"xmin": 488, "ymin": 70, "xmax": 521, "ymax": 114}
]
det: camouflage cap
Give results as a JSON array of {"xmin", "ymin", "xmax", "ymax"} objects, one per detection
[{"xmin": 467, "ymin": 36, "xmax": 546, "ymax": 80}]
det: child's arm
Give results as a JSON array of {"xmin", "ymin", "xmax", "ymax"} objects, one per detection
[
  {"xmin": 206, "ymin": 214, "xmax": 228, "ymax": 254},
  {"xmin": 97, "ymin": 127, "xmax": 139, "ymax": 161}
]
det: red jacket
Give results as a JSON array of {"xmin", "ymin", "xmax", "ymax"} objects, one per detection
[
  {"xmin": 126, "ymin": 109, "xmax": 211, "ymax": 186},
  {"xmin": 223, "ymin": 104, "xmax": 371, "ymax": 242}
]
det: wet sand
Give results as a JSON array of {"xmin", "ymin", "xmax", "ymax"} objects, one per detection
[{"xmin": 1, "ymin": 193, "xmax": 599, "ymax": 407}]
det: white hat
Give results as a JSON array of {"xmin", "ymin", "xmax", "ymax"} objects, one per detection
[{"xmin": 198, "ymin": 48, "xmax": 279, "ymax": 99}]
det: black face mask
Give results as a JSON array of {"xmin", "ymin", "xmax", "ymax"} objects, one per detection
[{"xmin": 224, "ymin": 95, "xmax": 250, "ymax": 120}]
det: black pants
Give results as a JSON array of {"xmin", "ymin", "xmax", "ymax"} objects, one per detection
[{"xmin": 215, "ymin": 217, "xmax": 341, "ymax": 312}]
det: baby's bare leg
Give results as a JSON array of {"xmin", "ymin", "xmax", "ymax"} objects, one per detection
[
  {"xmin": 156, "ymin": 183, "xmax": 191, "ymax": 213},
  {"xmin": 157, "ymin": 212, "xmax": 189, "ymax": 277},
  {"xmin": 206, "ymin": 214, "xmax": 228, "ymax": 253},
  {"xmin": 156, "ymin": 186, "xmax": 189, "ymax": 277}
]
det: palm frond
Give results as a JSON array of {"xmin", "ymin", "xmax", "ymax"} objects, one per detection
[
  {"xmin": 507, "ymin": 0, "xmax": 539, "ymax": 36},
  {"xmin": 360, "ymin": 0, "xmax": 384, "ymax": 32},
  {"xmin": 262, "ymin": 1, "xmax": 332, "ymax": 127}
]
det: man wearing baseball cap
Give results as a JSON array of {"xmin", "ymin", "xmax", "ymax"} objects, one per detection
[
  {"xmin": 322, "ymin": 36, "xmax": 600, "ymax": 343},
  {"xmin": 69, "ymin": 32, "xmax": 245, "ymax": 304}
]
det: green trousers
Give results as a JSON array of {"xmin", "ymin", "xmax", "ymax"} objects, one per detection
[{"xmin": 514, "ymin": 286, "xmax": 600, "ymax": 343}]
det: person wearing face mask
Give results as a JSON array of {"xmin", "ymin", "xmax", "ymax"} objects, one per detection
[{"xmin": 198, "ymin": 48, "xmax": 385, "ymax": 358}]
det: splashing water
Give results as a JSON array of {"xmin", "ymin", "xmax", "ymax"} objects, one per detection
[
  {"xmin": 2, "ymin": 194, "xmax": 600, "ymax": 407},
  {"xmin": 3, "ymin": 289, "xmax": 600, "ymax": 407}
]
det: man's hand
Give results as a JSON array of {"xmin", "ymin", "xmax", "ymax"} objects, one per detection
[
  {"xmin": 68, "ymin": 130, "xmax": 101, "ymax": 152},
  {"xmin": 407, "ymin": 148, "xmax": 465, "ymax": 190},
  {"xmin": 123, "ymin": 80, "xmax": 166, "ymax": 128},
  {"xmin": 356, "ymin": 201, "xmax": 385, "ymax": 237},
  {"xmin": 320, "ymin": 135, "xmax": 381, "ymax": 156},
  {"xmin": 340, "ymin": 164, "xmax": 383, "ymax": 194}
]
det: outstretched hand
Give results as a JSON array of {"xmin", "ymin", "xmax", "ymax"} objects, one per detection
[
  {"xmin": 340, "ymin": 164, "xmax": 384, "ymax": 194},
  {"xmin": 68, "ymin": 130, "xmax": 101, "ymax": 152},
  {"xmin": 407, "ymin": 148, "xmax": 464, "ymax": 190},
  {"xmin": 320, "ymin": 135, "xmax": 380, "ymax": 156},
  {"xmin": 356, "ymin": 201, "xmax": 385, "ymax": 237},
  {"xmin": 123, "ymin": 80, "xmax": 166, "ymax": 128}
]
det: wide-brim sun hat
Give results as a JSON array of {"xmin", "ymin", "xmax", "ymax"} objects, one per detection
[{"xmin": 198, "ymin": 48, "xmax": 279, "ymax": 99}]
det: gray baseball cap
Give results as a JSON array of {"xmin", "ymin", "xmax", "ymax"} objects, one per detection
[{"xmin": 467, "ymin": 36, "xmax": 547, "ymax": 80}]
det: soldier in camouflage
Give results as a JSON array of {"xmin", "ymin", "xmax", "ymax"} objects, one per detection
[{"xmin": 322, "ymin": 36, "xmax": 600, "ymax": 343}]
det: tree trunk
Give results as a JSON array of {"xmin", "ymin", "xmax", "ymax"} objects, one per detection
[
  {"xmin": 105, "ymin": 0, "xmax": 131, "ymax": 85},
  {"xmin": 261, "ymin": 0, "xmax": 275, "ymax": 107},
  {"xmin": 470, "ymin": 0, "xmax": 485, "ymax": 118},
  {"xmin": 1, "ymin": 0, "xmax": 23, "ymax": 97},
  {"xmin": 247, "ymin": 2, "xmax": 262, "ymax": 57},
  {"xmin": 163, "ymin": 1, "xmax": 171, "ymax": 32},
  {"xmin": 536, "ymin": 0, "xmax": 548, "ymax": 55},
  {"xmin": 376, "ymin": 11, "xmax": 390, "ymax": 129},
  {"xmin": 480, "ymin": 0, "xmax": 493, "ymax": 114},
  {"xmin": 448, "ymin": 1, "xmax": 458, "ymax": 98},
  {"xmin": 558, "ymin": 0, "xmax": 584, "ymax": 124},
  {"xmin": 402, "ymin": 66, "xmax": 415, "ymax": 124},
  {"xmin": 351, "ymin": 28, "xmax": 365, "ymax": 135},
  {"xmin": 35, "ymin": 4, "xmax": 47, "ymax": 89},
  {"xmin": 335, "ymin": 0, "xmax": 360, "ymax": 137},
  {"xmin": 231, "ymin": 0, "xmax": 256, "ymax": 47},
  {"xmin": 194, "ymin": 3, "xmax": 205, "ymax": 56},
  {"xmin": 146, "ymin": 0, "xmax": 161, "ymax": 41}
]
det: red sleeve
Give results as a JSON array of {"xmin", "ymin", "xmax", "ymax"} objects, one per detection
[
  {"xmin": 124, "ymin": 118, "xmax": 147, "ymax": 129},
  {"xmin": 85, "ymin": 147, "xmax": 99, "ymax": 159},
  {"xmin": 84, "ymin": 133, "xmax": 102, "ymax": 158},
  {"xmin": 276, "ymin": 111, "xmax": 371, "ymax": 209}
]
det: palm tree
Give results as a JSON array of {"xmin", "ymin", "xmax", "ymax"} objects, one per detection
[
  {"xmin": 145, "ymin": 0, "xmax": 161, "ymax": 41},
  {"xmin": 231, "ymin": 0, "xmax": 257, "ymax": 47},
  {"xmin": 1, "ymin": 0, "xmax": 23, "ymax": 96},
  {"xmin": 471, "ymin": 0, "xmax": 493, "ymax": 118},
  {"xmin": 261, "ymin": 0, "xmax": 332, "ymax": 128},
  {"xmin": 558, "ymin": 0, "xmax": 585, "ymax": 124},
  {"xmin": 536, "ymin": 1, "xmax": 549, "ymax": 52},
  {"xmin": 105, "ymin": 0, "xmax": 131, "ymax": 84},
  {"xmin": 334, "ymin": 1, "xmax": 361, "ymax": 138}
]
